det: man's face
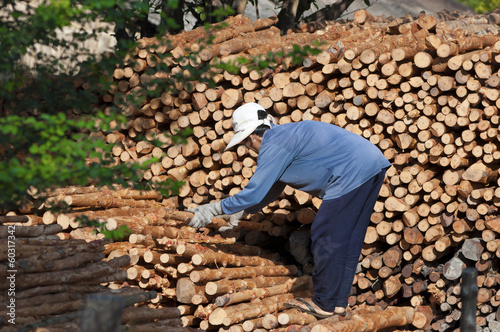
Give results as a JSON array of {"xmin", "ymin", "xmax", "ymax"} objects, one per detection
[{"xmin": 243, "ymin": 134, "xmax": 260, "ymax": 153}]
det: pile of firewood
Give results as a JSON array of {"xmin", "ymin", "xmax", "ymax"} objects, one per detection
[
  {"xmin": 2, "ymin": 7, "xmax": 500, "ymax": 332},
  {"xmin": 96, "ymin": 9, "xmax": 500, "ymax": 331},
  {"xmin": 0, "ymin": 189, "xmax": 426, "ymax": 332},
  {"xmin": 113, "ymin": 9, "xmax": 500, "ymax": 332},
  {"xmin": 0, "ymin": 220, "xmax": 194, "ymax": 332}
]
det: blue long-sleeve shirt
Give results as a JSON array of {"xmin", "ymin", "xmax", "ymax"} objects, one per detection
[{"xmin": 221, "ymin": 120, "xmax": 391, "ymax": 214}]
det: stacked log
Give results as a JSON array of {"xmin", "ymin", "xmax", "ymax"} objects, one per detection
[
  {"xmin": 0, "ymin": 223, "xmax": 190, "ymax": 332},
  {"xmin": 102, "ymin": 9, "xmax": 500, "ymax": 331},
  {"xmin": 1, "ymin": 191, "xmax": 425, "ymax": 332},
  {"xmin": 0, "ymin": 191, "xmax": 314, "ymax": 331},
  {"xmin": 3, "ymin": 8, "xmax": 500, "ymax": 332},
  {"xmin": 87, "ymin": 206, "xmax": 311, "ymax": 330}
]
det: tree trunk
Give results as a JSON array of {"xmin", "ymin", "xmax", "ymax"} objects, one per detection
[{"xmin": 303, "ymin": 0, "xmax": 356, "ymax": 22}]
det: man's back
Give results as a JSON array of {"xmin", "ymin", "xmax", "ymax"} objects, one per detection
[{"xmin": 259, "ymin": 120, "xmax": 391, "ymax": 199}]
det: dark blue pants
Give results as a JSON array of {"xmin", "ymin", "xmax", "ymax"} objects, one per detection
[{"xmin": 310, "ymin": 169, "xmax": 386, "ymax": 310}]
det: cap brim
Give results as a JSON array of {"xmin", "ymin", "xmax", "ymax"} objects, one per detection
[{"xmin": 224, "ymin": 125, "xmax": 258, "ymax": 151}]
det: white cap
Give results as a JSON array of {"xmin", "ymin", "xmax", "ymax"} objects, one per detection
[{"xmin": 224, "ymin": 103, "xmax": 275, "ymax": 151}]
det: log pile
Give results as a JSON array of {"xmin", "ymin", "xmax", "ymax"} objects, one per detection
[
  {"xmin": 96, "ymin": 9, "xmax": 500, "ymax": 331},
  {"xmin": 0, "ymin": 221, "xmax": 192, "ymax": 332},
  {"xmin": 0, "ymin": 191, "xmax": 424, "ymax": 332},
  {"xmin": 2, "ymin": 7, "xmax": 500, "ymax": 332}
]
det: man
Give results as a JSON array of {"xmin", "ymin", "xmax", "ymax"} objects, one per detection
[{"xmin": 187, "ymin": 102, "xmax": 391, "ymax": 318}]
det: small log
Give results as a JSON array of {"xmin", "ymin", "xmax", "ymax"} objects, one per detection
[
  {"xmin": 278, "ymin": 308, "xmax": 317, "ymax": 326},
  {"xmin": 382, "ymin": 246, "xmax": 403, "ymax": 269},
  {"xmin": 191, "ymin": 249, "xmax": 279, "ymax": 267},
  {"xmin": 462, "ymin": 238, "xmax": 484, "ymax": 261},
  {"xmin": 485, "ymin": 217, "xmax": 500, "ymax": 233},
  {"xmin": 0, "ymin": 224, "xmax": 63, "ymax": 238},
  {"xmin": 190, "ymin": 264, "xmax": 297, "ymax": 283},
  {"xmin": 242, "ymin": 317, "xmax": 265, "ymax": 331},
  {"xmin": 14, "ymin": 256, "xmax": 130, "ymax": 290},
  {"xmin": 215, "ymin": 275, "xmax": 312, "ymax": 307},
  {"xmin": 205, "ymin": 275, "xmax": 293, "ymax": 296},
  {"xmin": 443, "ymin": 256, "xmax": 466, "ymax": 281},
  {"xmin": 462, "ymin": 161, "xmax": 498, "ymax": 184},
  {"xmin": 126, "ymin": 319, "xmax": 186, "ymax": 331},
  {"xmin": 15, "ymin": 299, "xmax": 84, "ymax": 319},
  {"xmin": 0, "ymin": 215, "xmax": 42, "ymax": 225},
  {"xmin": 61, "ymin": 192, "xmax": 162, "ymax": 209},
  {"xmin": 412, "ymin": 305, "xmax": 433, "ymax": 329},
  {"xmin": 208, "ymin": 293, "xmax": 295, "ymax": 326},
  {"xmin": 17, "ymin": 251, "xmax": 105, "ymax": 274},
  {"xmin": 175, "ymin": 277, "xmax": 209, "ymax": 304},
  {"xmin": 383, "ymin": 274, "xmax": 402, "ymax": 298}
]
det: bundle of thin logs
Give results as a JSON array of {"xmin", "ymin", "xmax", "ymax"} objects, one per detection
[
  {"xmin": 3, "ymin": 7, "xmax": 500, "ymax": 332},
  {"xmin": 0, "ymin": 219, "xmax": 198, "ymax": 332},
  {"xmin": 1, "ymin": 191, "xmax": 426, "ymax": 332}
]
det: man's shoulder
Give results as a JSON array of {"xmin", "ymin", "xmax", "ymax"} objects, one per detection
[
  {"xmin": 268, "ymin": 120, "xmax": 339, "ymax": 140},
  {"xmin": 273, "ymin": 120, "xmax": 332, "ymax": 131}
]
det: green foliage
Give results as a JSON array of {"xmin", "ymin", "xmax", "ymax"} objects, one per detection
[
  {"xmin": 0, "ymin": 0, "xmax": 177, "ymax": 215},
  {"xmin": 455, "ymin": 0, "xmax": 499, "ymax": 13},
  {"xmin": 184, "ymin": 0, "xmax": 236, "ymax": 27},
  {"xmin": 77, "ymin": 215, "xmax": 131, "ymax": 240}
]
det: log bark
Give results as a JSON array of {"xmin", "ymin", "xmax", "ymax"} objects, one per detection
[
  {"xmin": 278, "ymin": 307, "xmax": 317, "ymax": 325},
  {"xmin": 191, "ymin": 248, "xmax": 279, "ymax": 267},
  {"xmin": 190, "ymin": 265, "xmax": 297, "ymax": 283},
  {"xmin": 215, "ymin": 275, "xmax": 312, "ymax": 307},
  {"xmin": 13, "ymin": 256, "xmax": 130, "ymax": 290},
  {"xmin": 208, "ymin": 293, "xmax": 295, "ymax": 326},
  {"xmin": 310, "ymin": 306, "xmax": 415, "ymax": 332},
  {"xmin": 205, "ymin": 275, "xmax": 293, "ymax": 296},
  {"xmin": 0, "ymin": 224, "xmax": 63, "ymax": 238}
]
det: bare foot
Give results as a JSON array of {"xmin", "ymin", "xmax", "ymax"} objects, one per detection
[{"xmin": 287, "ymin": 298, "xmax": 343, "ymax": 316}]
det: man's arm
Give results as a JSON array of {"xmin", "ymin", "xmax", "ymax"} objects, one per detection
[
  {"xmin": 222, "ymin": 144, "xmax": 293, "ymax": 214},
  {"xmin": 244, "ymin": 181, "xmax": 286, "ymax": 214}
]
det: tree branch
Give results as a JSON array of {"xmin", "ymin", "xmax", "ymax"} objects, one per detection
[{"xmin": 303, "ymin": 0, "xmax": 356, "ymax": 22}]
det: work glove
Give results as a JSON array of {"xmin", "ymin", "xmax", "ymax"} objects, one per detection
[
  {"xmin": 186, "ymin": 201, "xmax": 224, "ymax": 228},
  {"xmin": 218, "ymin": 210, "xmax": 249, "ymax": 232}
]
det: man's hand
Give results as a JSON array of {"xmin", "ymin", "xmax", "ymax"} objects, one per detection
[
  {"xmin": 218, "ymin": 210, "xmax": 248, "ymax": 232},
  {"xmin": 186, "ymin": 201, "xmax": 223, "ymax": 228}
]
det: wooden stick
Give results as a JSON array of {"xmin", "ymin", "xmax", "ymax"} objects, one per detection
[
  {"xmin": 215, "ymin": 276, "xmax": 312, "ymax": 307},
  {"xmin": 190, "ymin": 265, "xmax": 298, "ymax": 283}
]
